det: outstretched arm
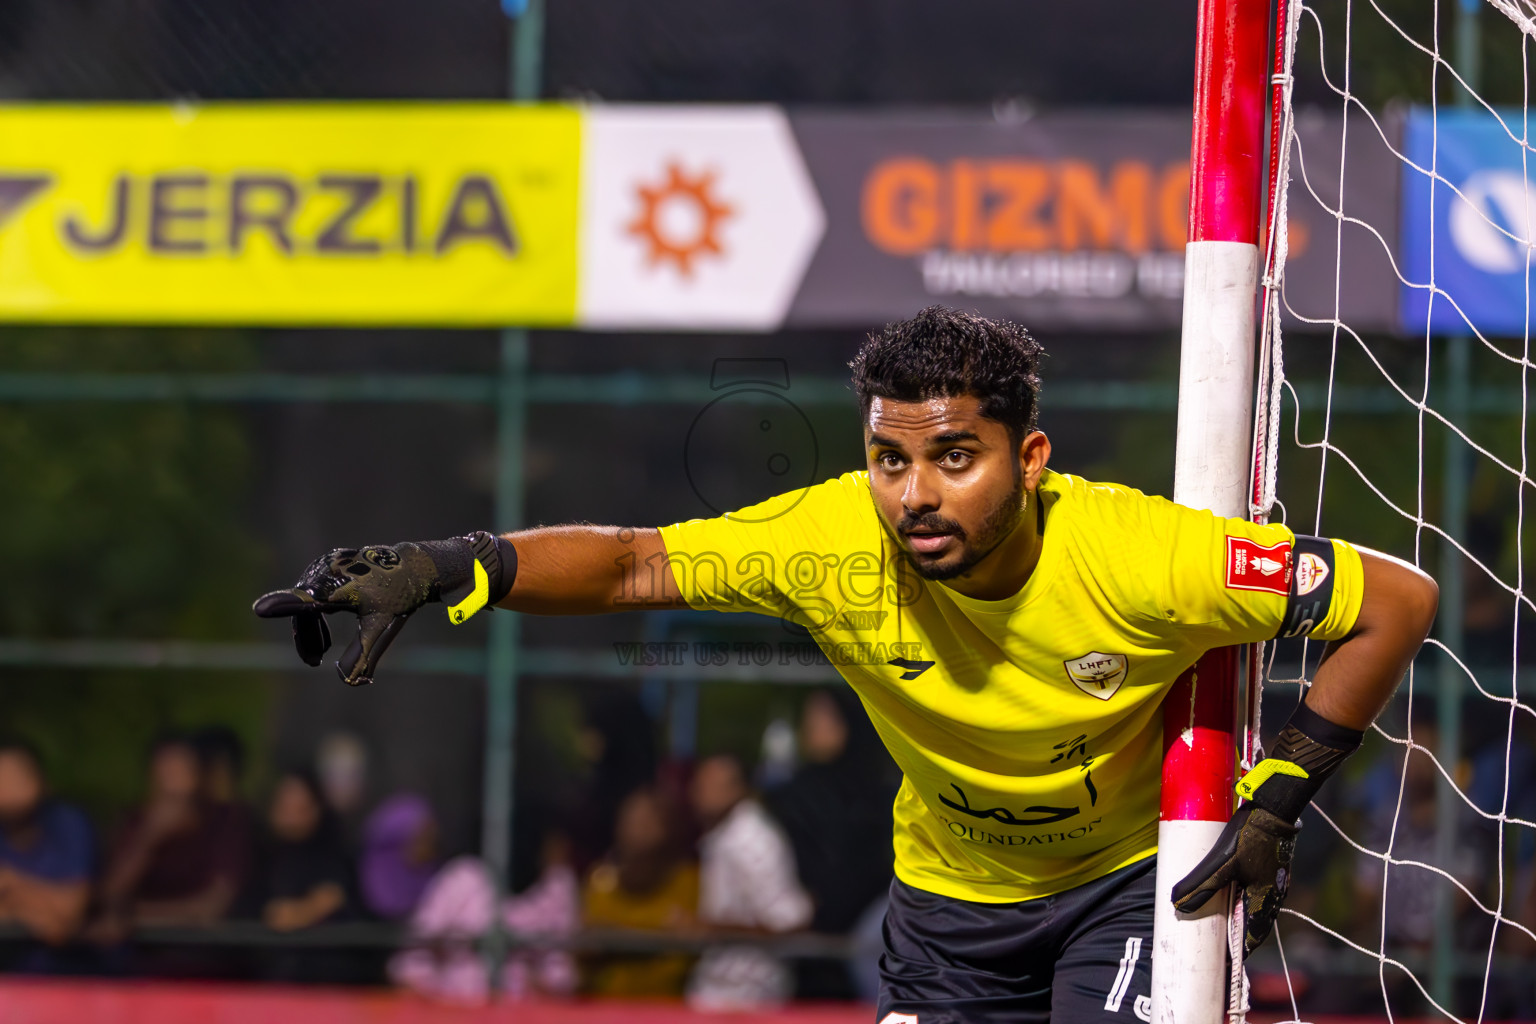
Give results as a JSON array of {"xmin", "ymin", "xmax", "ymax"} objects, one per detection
[{"xmin": 255, "ymin": 525, "xmax": 680, "ymax": 684}]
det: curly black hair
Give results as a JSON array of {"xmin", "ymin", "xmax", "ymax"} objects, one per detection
[{"xmin": 850, "ymin": 306, "xmax": 1045, "ymax": 440}]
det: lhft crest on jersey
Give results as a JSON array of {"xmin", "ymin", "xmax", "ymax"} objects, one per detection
[
  {"xmin": 1224, "ymin": 536, "xmax": 1293, "ymax": 596},
  {"xmin": 1295, "ymin": 550, "xmax": 1331, "ymax": 596},
  {"xmin": 1063, "ymin": 652, "xmax": 1128, "ymax": 700}
]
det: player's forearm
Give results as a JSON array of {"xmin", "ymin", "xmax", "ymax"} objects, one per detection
[
  {"xmin": 1305, "ymin": 547, "xmax": 1439, "ymax": 731},
  {"xmin": 495, "ymin": 525, "xmax": 676, "ymax": 615}
]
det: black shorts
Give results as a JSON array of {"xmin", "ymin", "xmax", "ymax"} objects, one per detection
[{"xmin": 877, "ymin": 857, "xmax": 1155, "ymax": 1024}]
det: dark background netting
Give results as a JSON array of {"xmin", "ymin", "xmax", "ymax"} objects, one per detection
[{"xmin": 0, "ymin": 0, "xmax": 1198, "ymax": 103}]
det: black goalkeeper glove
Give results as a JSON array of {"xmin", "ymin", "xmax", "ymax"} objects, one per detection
[
  {"xmin": 252, "ymin": 531, "xmax": 516, "ymax": 686},
  {"xmin": 1170, "ymin": 699, "xmax": 1363, "ymax": 956}
]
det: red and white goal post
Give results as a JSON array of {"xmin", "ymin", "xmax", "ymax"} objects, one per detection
[{"xmin": 1152, "ymin": 0, "xmax": 1288, "ymax": 1022}]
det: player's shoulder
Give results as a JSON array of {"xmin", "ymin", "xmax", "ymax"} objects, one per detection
[
  {"xmin": 1043, "ymin": 470, "xmax": 1170, "ymax": 529},
  {"xmin": 1046, "ymin": 470, "xmax": 1246, "ymax": 538},
  {"xmin": 830, "ymin": 469, "xmax": 873, "ymax": 497},
  {"xmin": 793, "ymin": 470, "xmax": 876, "ymax": 516},
  {"xmin": 665, "ymin": 472, "xmax": 871, "ymax": 530},
  {"xmin": 1043, "ymin": 472, "xmax": 1181, "ymax": 607}
]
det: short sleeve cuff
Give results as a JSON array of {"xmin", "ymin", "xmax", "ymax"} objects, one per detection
[
  {"xmin": 1311, "ymin": 538, "xmax": 1365, "ymax": 641},
  {"xmin": 657, "ymin": 521, "xmax": 715, "ymax": 612}
]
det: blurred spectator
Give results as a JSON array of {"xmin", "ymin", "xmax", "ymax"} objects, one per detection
[
  {"xmin": 252, "ymin": 771, "xmax": 352, "ymax": 933},
  {"xmin": 1466, "ymin": 718, "xmax": 1536, "ymax": 1017},
  {"xmin": 582, "ymin": 786, "xmax": 698, "ymax": 997},
  {"xmin": 686, "ymin": 753, "xmax": 812, "ymax": 1012},
  {"xmin": 0, "ymin": 739, "xmax": 93, "ymax": 956},
  {"xmin": 390, "ymin": 829, "xmax": 578, "ymax": 1004},
  {"xmin": 360, "ymin": 793, "xmax": 439, "ymax": 921},
  {"xmin": 767, "ymin": 689, "xmax": 897, "ymax": 1000},
  {"xmin": 569, "ymin": 688, "xmax": 657, "ymax": 869},
  {"xmin": 316, "ymin": 731, "xmax": 370, "ymax": 840},
  {"xmin": 193, "ymin": 725, "xmax": 256, "ymax": 886},
  {"xmin": 194, "ymin": 725, "xmax": 248, "ymax": 807},
  {"xmin": 503, "ymin": 831, "xmax": 580, "ymax": 998},
  {"xmin": 1353, "ymin": 722, "xmax": 1479, "ymax": 1016},
  {"xmin": 756, "ymin": 717, "xmax": 797, "ymax": 790},
  {"xmin": 93, "ymin": 734, "xmax": 248, "ymax": 940}
]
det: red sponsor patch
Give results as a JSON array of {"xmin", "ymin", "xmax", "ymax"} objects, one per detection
[{"xmin": 1225, "ymin": 536, "xmax": 1293, "ymax": 595}]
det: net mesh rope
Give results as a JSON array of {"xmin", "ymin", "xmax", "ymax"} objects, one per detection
[{"xmin": 1255, "ymin": 0, "xmax": 1536, "ymax": 1020}]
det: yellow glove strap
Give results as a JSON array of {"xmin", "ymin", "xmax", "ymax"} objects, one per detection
[
  {"xmin": 447, "ymin": 559, "xmax": 490, "ymax": 624},
  {"xmin": 1235, "ymin": 758, "xmax": 1310, "ymax": 801}
]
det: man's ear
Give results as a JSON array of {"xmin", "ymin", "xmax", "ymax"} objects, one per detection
[{"xmin": 1019, "ymin": 430, "xmax": 1051, "ymax": 490}]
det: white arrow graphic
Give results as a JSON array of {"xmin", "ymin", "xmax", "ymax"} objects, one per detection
[{"xmin": 578, "ymin": 106, "xmax": 826, "ymax": 330}]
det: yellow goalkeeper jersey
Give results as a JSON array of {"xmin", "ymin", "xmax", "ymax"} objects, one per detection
[{"xmin": 658, "ymin": 469, "xmax": 1363, "ymax": 903}]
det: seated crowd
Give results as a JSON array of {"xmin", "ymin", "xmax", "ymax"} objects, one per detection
[{"xmin": 0, "ymin": 688, "xmax": 898, "ymax": 1005}]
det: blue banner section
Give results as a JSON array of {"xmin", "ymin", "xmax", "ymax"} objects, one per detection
[{"xmin": 1401, "ymin": 107, "xmax": 1536, "ymax": 336}]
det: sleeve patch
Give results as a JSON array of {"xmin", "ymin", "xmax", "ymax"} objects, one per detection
[
  {"xmin": 1276, "ymin": 536, "xmax": 1338, "ymax": 639},
  {"xmin": 1225, "ymin": 536, "xmax": 1294, "ymax": 596},
  {"xmin": 1295, "ymin": 550, "xmax": 1331, "ymax": 596}
]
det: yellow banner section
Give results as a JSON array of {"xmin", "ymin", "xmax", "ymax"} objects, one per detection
[{"xmin": 0, "ymin": 104, "xmax": 580, "ymax": 325}]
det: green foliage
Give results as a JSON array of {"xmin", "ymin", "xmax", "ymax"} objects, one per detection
[
  {"xmin": 0, "ymin": 326, "xmax": 270, "ymax": 816},
  {"xmin": 1306, "ymin": 0, "xmax": 1531, "ymax": 109},
  {"xmin": 0, "ymin": 327, "xmax": 261, "ymax": 638}
]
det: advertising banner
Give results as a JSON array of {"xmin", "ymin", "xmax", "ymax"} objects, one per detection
[
  {"xmin": 0, "ymin": 103, "xmax": 1398, "ymax": 332},
  {"xmin": 784, "ymin": 110, "xmax": 1401, "ymax": 332},
  {"xmin": 1401, "ymin": 107, "xmax": 1532, "ymax": 336},
  {"xmin": 787, "ymin": 112, "xmax": 1188, "ymax": 329},
  {"xmin": 1282, "ymin": 106, "xmax": 1405, "ymax": 333},
  {"xmin": 0, "ymin": 104, "xmax": 581, "ymax": 325}
]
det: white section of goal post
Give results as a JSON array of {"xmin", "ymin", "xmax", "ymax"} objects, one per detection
[
  {"xmin": 1152, "ymin": 820, "xmax": 1232, "ymax": 1024},
  {"xmin": 1171, "ymin": 240, "xmax": 1259, "ymax": 518},
  {"xmin": 1151, "ymin": 238, "xmax": 1260, "ymax": 1024}
]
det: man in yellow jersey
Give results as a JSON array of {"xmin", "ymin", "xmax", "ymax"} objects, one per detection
[{"xmin": 256, "ymin": 306, "xmax": 1438, "ymax": 1023}]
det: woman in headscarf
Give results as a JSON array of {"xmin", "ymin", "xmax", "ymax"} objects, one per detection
[{"xmin": 360, "ymin": 793, "xmax": 438, "ymax": 920}]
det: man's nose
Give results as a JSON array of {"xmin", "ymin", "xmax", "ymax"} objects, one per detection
[{"xmin": 901, "ymin": 466, "xmax": 941, "ymax": 515}]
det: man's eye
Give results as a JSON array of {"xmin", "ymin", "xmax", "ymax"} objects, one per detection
[
  {"xmin": 941, "ymin": 450, "xmax": 971, "ymax": 467},
  {"xmin": 878, "ymin": 452, "xmax": 904, "ymax": 470}
]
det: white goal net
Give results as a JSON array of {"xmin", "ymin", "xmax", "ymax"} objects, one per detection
[{"xmin": 1256, "ymin": 0, "xmax": 1536, "ymax": 1020}]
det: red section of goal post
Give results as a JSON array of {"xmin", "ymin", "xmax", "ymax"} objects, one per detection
[
  {"xmin": 1186, "ymin": 0, "xmax": 1271, "ymax": 245},
  {"xmin": 1163, "ymin": 0, "xmax": 1270, "ymax": 824},
  {"xmin": 1161, "ymin": 646, "xmax": 1242, "ymax": 820},
  {"xmin": 1259, "ymin": 0, "xmax": 1291, "ymax": 271}
]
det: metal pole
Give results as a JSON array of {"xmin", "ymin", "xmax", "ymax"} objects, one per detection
[
  {"xmin": 1430, "ymin": 0, "xmax": 1478, "ymax": 1007},
  {"xmin": 1432, "ymin": 335, "xmax": 1468, "ymax": 1008},
  {"xmin": 512, "ymin": 0, "xmax": 546, "ymax": 105},
  {"xmin": 1151, "ymin": 1, "xmax": 1269, "ymax": 1022},
  {"xmin": 478, "ymin": 0, "xmax": 542, "ymax": 992},
  {"xmin": 479, "ymin": 331, "xmax": 527, "ymax": 986}
]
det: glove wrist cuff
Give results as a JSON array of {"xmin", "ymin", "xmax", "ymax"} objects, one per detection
[
  {"xmin": 1242, "ymin": 698, "xmax": 1362, "ymax": 823},
  {"xmin": 421, "ymin": 532, "xmax": 517, "ymax": 624},
  {"xmin": 467, "ymin": 531, "xmax": 518, "ymax": 607}
]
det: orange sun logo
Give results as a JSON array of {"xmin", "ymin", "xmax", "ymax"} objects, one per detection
[{"xmin": 626, "ymin": 162, "xmax": 735, "ymax": 277}]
